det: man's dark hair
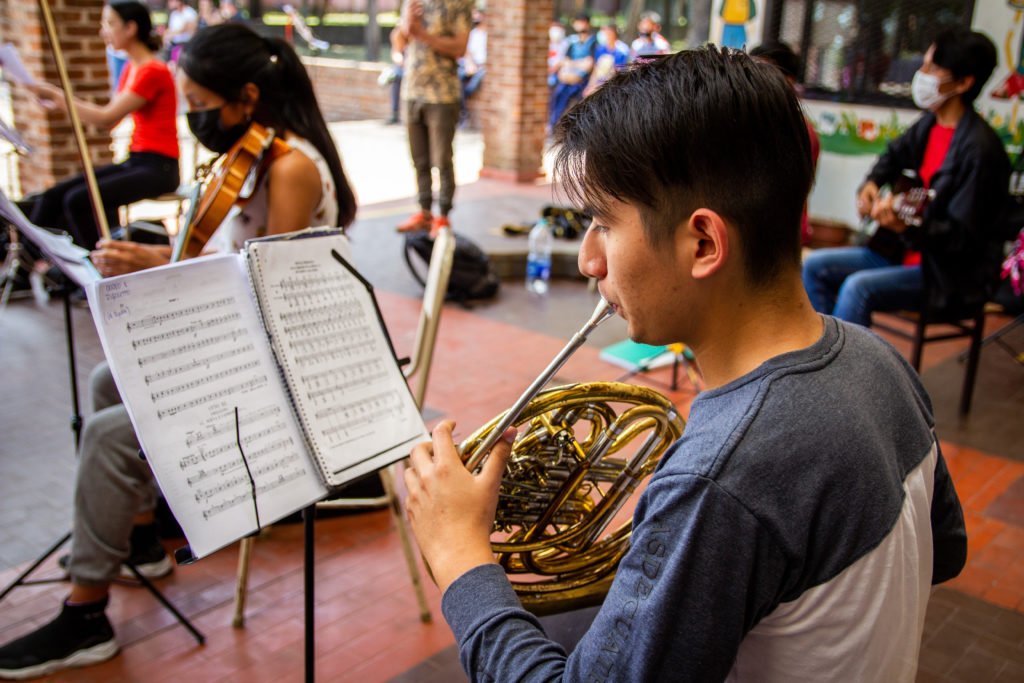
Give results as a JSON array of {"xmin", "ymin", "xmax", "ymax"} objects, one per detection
[
  {"xmin": 749, "ymin": 41, "xmax": 801, "ymax": 81},
  {"xmin": 932, "ymin": 29, "xmax": 997, "ymax": 105},
  {"xmin": 574, "ymin": 12, "xmax": 591, "ymax": 24},
  {"xmin": 553, "ymin": 47, "xmax": 813, "ymax": 284}
]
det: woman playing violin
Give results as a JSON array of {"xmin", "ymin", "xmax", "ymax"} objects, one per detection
[
  {"xmin": 0, "ymin": 24, "xmax": 357, "ymax": 679},
  {"xmin": 93, "ymin": 22, "xmax": 357, "ymax": 276},
  {"xmin": 27, "ymin": 0, "xmax": 179, "ymax": 250}
]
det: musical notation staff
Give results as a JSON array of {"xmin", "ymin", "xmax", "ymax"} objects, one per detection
[
  {"xmin": 179, "ymin": 420, "xmax": 288, "ymax": 469},
  {"xmin": 144, "ymin": 344, "xmax": 256, "ymax": 385},
  {"xmin": 300, "ymin": 358, "xmax": 387, "ymax": 402},
  {"xmin": 280, "ymin": 300, "xmax": 362, "ymax": 336},
  {"xmin": 292, "ymin": 332, "xmax": 376, "ymax": 368},
  {"xmin": 150, "ymin": 360, "xmax": 261, "ymax": 402},
  {"xmin": 126, "ymin": 296, "xmax": 234, "ymax": 331},
  {"xmin": 200, "ymin": 468, "xmax": 307, "ymax": 520},
  {"xmin": 185, "ymin": 405, "xmax": 283, "ymax": 447},
  {"xmin": 156, "ymin": 376, "xmax": 268, "ymax": 419},
  {"xmin": 131, "ymin": 311, "xmax": 242, "ymax": 350},
  {"xmin": 318, "ymin": 390, "xmax": 405, "ymax": 436},
  {"xmin": 135, "ymin": 328, "xmax": 251, "ymax": 368},
  {"xmin": 186, "ymin": 445, "xmax": 299, "ymax": 486}
]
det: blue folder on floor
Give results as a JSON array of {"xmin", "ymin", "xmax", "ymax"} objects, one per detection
[{"xmin": 599, "ymin": 339, "xmax": 673, "ymax": 372}]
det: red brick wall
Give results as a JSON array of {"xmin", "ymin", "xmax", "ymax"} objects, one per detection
[
  {"xmin": 479, "ymin": 0, "xmax": 551, "ymax": 182},
  {"xmin": 2, "ymin": 0, "xmax": 113, "ymax": 195},
  {"xmin": 305, "ymin": 55, "xmax": 487, "ymax": 124},
  {"xmin": 305, "ymin": 56, "xmax": 394, "ymax": 122}
]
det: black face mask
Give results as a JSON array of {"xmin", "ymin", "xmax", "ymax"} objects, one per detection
[{"xmin": 186, "ymin": 107, "xmax": 249, "ymax": 154}]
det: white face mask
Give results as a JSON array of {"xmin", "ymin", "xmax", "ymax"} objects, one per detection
[
  {"xmin": 912, "ymin": 70, "xmax": 952, "ymax": 111},
  {"xmin": 549, "ymin": 26, "xmax": 565, "ymax": 44}
]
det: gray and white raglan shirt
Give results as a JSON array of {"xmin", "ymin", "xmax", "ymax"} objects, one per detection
[{"xmin": 442, "ymin": 316, "xmax": 967, "ymax": 682}]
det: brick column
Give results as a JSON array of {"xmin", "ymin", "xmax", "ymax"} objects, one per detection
[
  {"xmin": 1, "ymin": 0, "xmax": 112, "ymax": 196},
  {"xmin": 478, "ymin": 0, "xmax": 551, "ymax": 183}
]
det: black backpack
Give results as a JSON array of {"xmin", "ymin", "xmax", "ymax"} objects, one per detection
[{"xmin": 403, "ymin": 231, "xmax": 499, "ymax": 305}]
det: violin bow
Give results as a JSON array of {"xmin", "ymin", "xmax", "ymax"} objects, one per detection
[{"xmin": 37, "ymin": 0, "xmax": 112, "ymax": 241}]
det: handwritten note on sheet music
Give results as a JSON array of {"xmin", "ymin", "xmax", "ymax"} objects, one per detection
[
  {"xmin": 89, "ymin": 255, "xmax": 327, "ymax": 559},
  {"xmin": 247, "ymin": 236, "xmax": 428, "ymax": 486}
]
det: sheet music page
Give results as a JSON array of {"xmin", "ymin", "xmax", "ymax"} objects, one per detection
[
  {"xmin": 0, "ymin": 43, "xmax": 36, "ymax": 85},
  {"xmin": 247, "ymin": 233, "xmax": 428, "ymax": 487},
  {"xmin": 87, "ymin": 254, "xmax": 327, "ymax": 559}
]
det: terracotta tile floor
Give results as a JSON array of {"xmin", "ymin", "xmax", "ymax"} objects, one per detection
[{"xmin": 2, "ymin": 185, "xmax": 1023, "ymax": 680}]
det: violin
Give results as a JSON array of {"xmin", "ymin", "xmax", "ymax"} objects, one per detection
[{"xmin": 172, "ymin": 121, "xmax": 291, "ymax": 262}]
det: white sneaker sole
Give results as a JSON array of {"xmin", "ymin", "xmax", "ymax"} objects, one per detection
[
  {"xmin": 118, "ymin": 554, "xmax": 174, "ymax": 580},
  {"xmin": 0, "ymin": 639, "xmax": 118, "ymax": 680}
]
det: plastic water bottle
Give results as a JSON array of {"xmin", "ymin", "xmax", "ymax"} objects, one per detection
[{"xmin": 526, "ymin": 217, "xmax": 553, "ymax": 294}]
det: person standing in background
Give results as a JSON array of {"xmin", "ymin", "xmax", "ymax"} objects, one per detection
[
  {"xmin": 392, "ymin": 0, "xmax": 472, "ymax": 237},
  {"xmin": 630, "ymin": 10, "xmax": 670, "ymax": 58},
  {"xmin": 548, "ymin": 12, "xmax": 596, "ymax": 133},
  {"xmin": 164, "ymin": 0, "xmax": 198, "ymax": 64},
  {"xmin": 458, "ymin": 8, "xmax": 487, "ymax": 127}
]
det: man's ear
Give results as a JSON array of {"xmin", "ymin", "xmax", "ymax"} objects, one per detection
[
  {"xmin": 682, "ymin": 208, "xmax": 729, "ymax": 280},
  {"xmin": 954, "ymin": 74, "xmax": 975, "ymax": 99}
]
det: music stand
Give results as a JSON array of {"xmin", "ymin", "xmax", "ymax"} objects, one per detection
[{"xmin": 0, "ymin": 192, "xmax": 204, "ymax": 645}]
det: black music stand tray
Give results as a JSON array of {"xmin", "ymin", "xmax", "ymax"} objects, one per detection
[{"xmin": 0, "ymin": 209, "xmax": 204, "ymax": 645}]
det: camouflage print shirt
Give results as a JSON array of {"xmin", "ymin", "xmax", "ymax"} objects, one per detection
[{"xmin": 401, "ymin": 0, "xmax": 473, "ymax": 104}]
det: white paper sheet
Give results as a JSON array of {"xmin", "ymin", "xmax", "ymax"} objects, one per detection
[
  {"xmin": 247, "ymin": 233, "xmax": 427, "ymax": 486},
  {"xmin": 0, "ymin": 43, "xmax": 35, "ymax": 85},
  {"xmin": 88, "ymin": 254, "xmax": 327, "ymax": 559}
]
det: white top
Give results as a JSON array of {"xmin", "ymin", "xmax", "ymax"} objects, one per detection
[
  {"xmin": 466, "ymin": 27, "xmax": 487, "ymax": 66},
  {"xmin": 203, "ymin": 135, "xmax": 339, "ymax": 255},
  {"xmin": 168, "ymin": 6, "xmax": 199, "ymax": 44}
]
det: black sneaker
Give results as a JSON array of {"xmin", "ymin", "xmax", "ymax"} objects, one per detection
[
  {"xmin": 0, "ymin": 598, "xmax": 117, "ymax": 679},
  {"xmin": 58, "ymin": 524, "xmax": 173, "ymax": 581}
]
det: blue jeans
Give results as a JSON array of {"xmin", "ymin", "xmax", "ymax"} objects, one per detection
[
  {"xmin": 802, "ymin": 246, "xmax": 923, "ymax": 327},
  {"xmin": 549, "ymin": 82, "xmax": 585, "ymax": 131}
]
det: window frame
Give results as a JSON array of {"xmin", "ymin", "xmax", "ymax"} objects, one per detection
[{"xmin": 763, "ymin": 0, "xmax": 977, "ymax": 108}]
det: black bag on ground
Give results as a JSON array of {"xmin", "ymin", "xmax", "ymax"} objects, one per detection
[{"xmin": 403, "ymin": 231, "xmax": 499, "ymax": 304}]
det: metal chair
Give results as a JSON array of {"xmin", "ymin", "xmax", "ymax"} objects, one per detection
[
  {"xmin": 873, "ymin": 301, "xmax": 990, "ymax": 417},
  {"xmin": 231, "ymin": 227, "xmax": 457, "ymax": 627}
]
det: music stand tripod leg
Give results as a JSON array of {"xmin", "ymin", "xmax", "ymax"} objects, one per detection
[
  {"xmin": 0, "ymin": 532, "xmax": 71, "ymax": 603},
  {"xmin": 123, "ymin": 564, "xmax": 206, "ymax": 645}
]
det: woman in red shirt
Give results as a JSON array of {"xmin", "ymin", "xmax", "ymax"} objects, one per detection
[{"xmin": 25, "ymin": 0, "xmax": 179, "ymax": 249}]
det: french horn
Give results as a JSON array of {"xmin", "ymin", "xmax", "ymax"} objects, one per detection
[{"xmin": 458, "ymin": 300, "xmax": 685, "ymax": 615}]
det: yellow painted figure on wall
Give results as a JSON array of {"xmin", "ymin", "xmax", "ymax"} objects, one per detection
[{"xmin": 720, "ymin": 0, "xmax": 757, "ymax": 50}]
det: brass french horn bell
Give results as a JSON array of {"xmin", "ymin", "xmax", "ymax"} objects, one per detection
[{"xmin": 458, "ymin": 300, "xmax": 685, "ymax": 615}]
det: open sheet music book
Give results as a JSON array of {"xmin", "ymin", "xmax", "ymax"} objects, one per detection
[{"xmin": 86, "ymin": 229, "xmax": 428, "ymax": 560}]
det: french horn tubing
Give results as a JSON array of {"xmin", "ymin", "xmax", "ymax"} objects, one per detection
[{"xmin": 458, "ymin": 300, "xmax": 685, "ymax": 615}]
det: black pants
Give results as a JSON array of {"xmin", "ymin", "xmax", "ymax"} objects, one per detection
[{"xmin": 30, "ymin": 152, "xmax": 180, "ymax": 249}]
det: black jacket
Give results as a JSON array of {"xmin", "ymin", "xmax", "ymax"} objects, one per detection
[{"xmin": 866, "ymin": 109, "xmax": 1010, "ymax": 316}]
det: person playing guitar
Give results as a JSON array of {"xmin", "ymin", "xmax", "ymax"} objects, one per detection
[
  {"xmin": 802, "ymin": 29, "xmax": 1011, "ymax": 327},
  {"xmin": 0, "ymin": 23, "xmax": 356, "ymax": 679}
]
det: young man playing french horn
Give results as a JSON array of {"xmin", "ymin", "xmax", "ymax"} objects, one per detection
[{"xmin": 402, "ymin": 47, "xmax": 967, "ymax": 681}]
